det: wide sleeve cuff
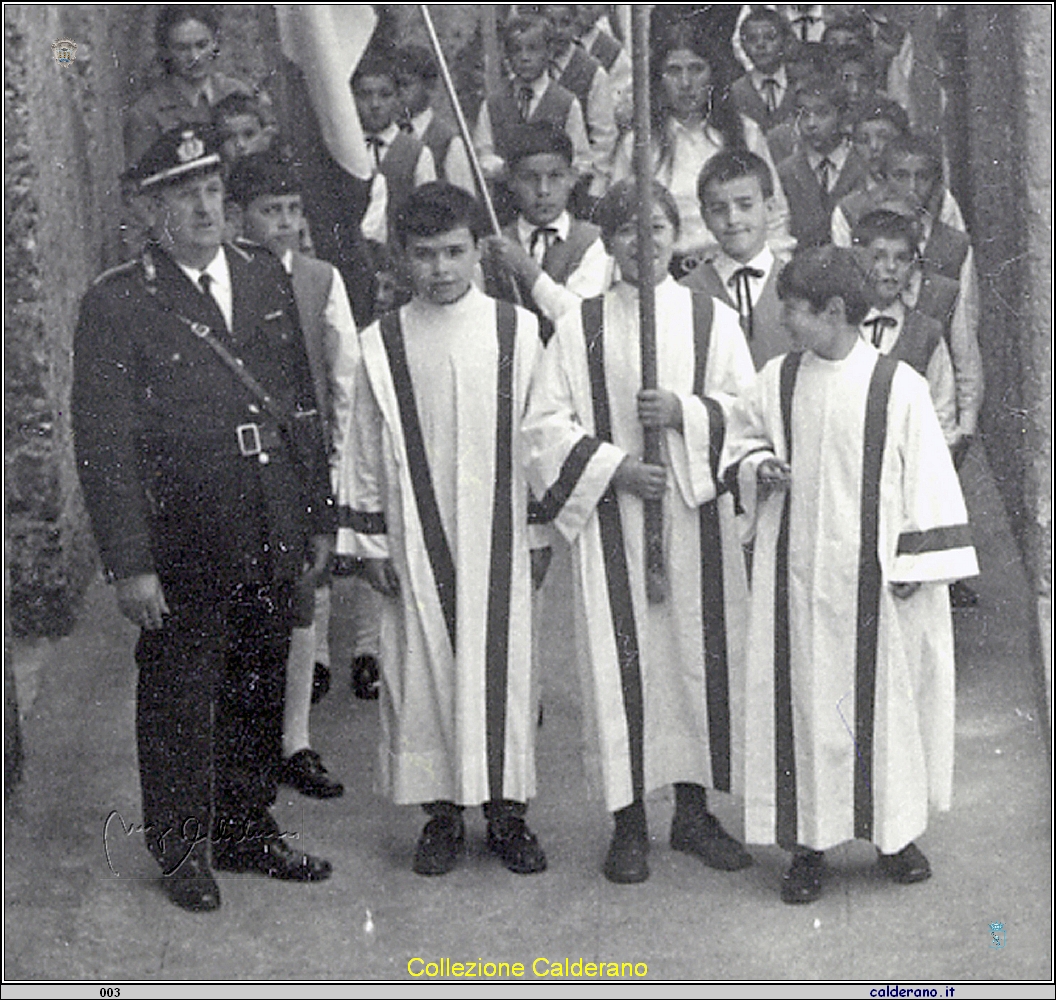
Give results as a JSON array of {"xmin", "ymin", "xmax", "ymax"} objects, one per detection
[
  {"xmin": 336, "ymin": 506, "xmax": 389, "ymax": 559},
  {"xmin": 667, "ymin": 393, "xmax": 724, "ymax": 509},
  {"xmin": 531, "ymin": 435, "xmax": 624, "ymax": 543},
  {"xmin": 889, "ymin": 524, "xmax": 979, "ymax": 583},
  {"xmin": 733, "ymin": 449, "xmax": 776, "ymax": 545}
]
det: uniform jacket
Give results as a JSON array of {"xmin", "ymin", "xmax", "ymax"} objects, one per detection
[
  {"xmin": 72, "ymin": 241, "xmax": 334, "ymax": 589},
  {"xmin": 731, "ymin": 74, "xmax": 797, "ymax": 133},
  {"xmin": 777, "ymin": 145, "xmax": 870, "ymax": 248}
]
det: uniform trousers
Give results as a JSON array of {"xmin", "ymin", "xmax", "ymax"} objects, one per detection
[{"xmin": 135, "ymin": 575, "xmax": 293, "ymax": 870}]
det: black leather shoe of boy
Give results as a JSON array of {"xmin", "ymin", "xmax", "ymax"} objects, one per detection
[
  {"xmin": 412, "ymin": 814, "xmax": 465, "ymax": 876},
  {"xmin": 213, "ymin": 835, "xmax": 332, "ymax": 881},
  {"xmin": 670, "ymin": 810, "xmax": 753, "ymax": 871},
  {"xmin": 487, "ymin": 816, "xmax": 548, "ymax": 874},
  {"xmin": 781, "ymin": 851, "xmax": 825, "ymax": 904},
  {"xmin": 162, "ymin": 853, "xmax": 221, "ymax": 913},
  {"xmin": 280, "ymin": 748, "xmax": 345, "ymax": 799},
  {"xmin": 603, "ymin": 830, "xmax": 650, "ymax": 884},
  {"xmin": 877, "ymin": 842, "xmax": 932, "ymax": 884},
  {"xmin": 352, "ymin": 654, "xmax": 380, "ymax": 700}
]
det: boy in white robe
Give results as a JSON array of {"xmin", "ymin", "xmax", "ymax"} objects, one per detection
[
  {"xmin": 723, "ymin": 246, "xmax": 979, "ymax": 903},
  {"xmin": 523, "ymin": 180, "xmax": 756, "ymax": 883},
  {"xmin": 336, "ymin": 183, "xmax": 547, "ymax": 877}
]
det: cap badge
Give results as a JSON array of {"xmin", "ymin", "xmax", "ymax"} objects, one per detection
[{"xmin": 176, "ymin": 131, "xmax": 205, "ymax": 164}]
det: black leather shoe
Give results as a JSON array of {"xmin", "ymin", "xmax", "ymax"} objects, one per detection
[
  {"xmin": 781, "ymin": 851, "xmax": 825, "ymax": 904},
  {"xmin": 877, "ymin": 842, "xmax": 932, "ymax": 884},
  {"xmin": 352, "ymin": 654, "xmax": 380, "ymax": 700},
  {"xmin": 161, "ymin": 853, "xmax": 221, "ymax": 912},
  {"xmin": 312, "ymin": 662, "xmax": 331, "ymax": 704},
  {"xmin": 280, "ymin": 748, "xmax": 345, "ymax": 799},
  {"xmin": 413, "ymin": 814, "xmax": 465, "ymax": 876},
  {"xmin": 603, "ymin": 829, "xmax": 649, "ymax": 884},
  {"xmin": 213, "ymin": 835, "xmax": 332, "ymax": 881},
  {"xmin": 487, "ymin": 816, "xmax": 547, "ymax": 874},
  {"xmin": 670, "ymin": 810, "xmax": 753, "ymax": 871}
]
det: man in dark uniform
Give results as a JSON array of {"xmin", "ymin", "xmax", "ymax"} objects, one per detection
[{"xmin": 72, "ymin": 125, "xmax": 334, "ymax": 912}]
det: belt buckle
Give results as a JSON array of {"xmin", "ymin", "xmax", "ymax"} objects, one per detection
[{"xmin": 236, "ymin": 423, "xmax": 262, "ymax": 457}]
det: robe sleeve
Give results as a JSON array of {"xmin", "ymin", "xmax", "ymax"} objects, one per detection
[
  {"xmin": 668, "ymin": 298, "xmax": 756, "ymax": 509},
  {"xmin": 336, "ymin": 350, "xmax": 389, "ymax": 560},
  {"xmin": 522, "ymin": 311, "xmax": 625, "ymax": 543},
  {"xmin": 888, "ymin": 368, "xmax": 979, "ymax": 583}
]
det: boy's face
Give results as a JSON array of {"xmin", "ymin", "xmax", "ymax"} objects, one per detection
[
  {"xmin": 545, "ymin": 6, "xmax": 578, "ymax": 51},
  {"xmin": 397, "ymin": 73, "xmax": 431, "ymax": 119},
  {"xmin": 405, "ymin": 226, "xmax": 480, "ymax": 305},
  {"xmin": 864, "ymin": 236, "xmax": 915, "ymax": 306},
  {"xmin": 854, "ymin": 118, "xmax": 900, "ymax": 179},
  {"xmin": 164, "ymin": 18, "xmax": 216, "ymax": 82},
  {"xmin": 835, "ymin": 58, "xmax": 875, "ymax": 107},
  {"xmin": 220, "ymin": 113, "xmax": 271, "ymax": 161},
  {"xmin": 506, "ymin": 26, "xmax": 551, "ymax": 84},
  {"xmin": 741, "ymin": 19, "xmax": 784, "ymax": 75},
  {"xmin": 701, "ymin": 175, "xmax": 770, "ymax": 263},
  {"xmin": 886, "ymin": 153, "xmax": 939, "ymax": 213},
  {"xmin": 354, "ymin": 73, "xmax": 400, "ymax": 134},
  {"xmin": 661, "ymin": 48, "xmax": 712, "ymax": 121},
  {"xmin": 606, "ymin": 203, "xmax": 676, "ymax": 287},
  {"xmin": 509, "ymin": 152, "xmax": 575, "ymax": 226},
  {"xmin": 242, "ymin": 193, "xmax": 304, "ymax": 256},
  {"xmin": 782, "ymin": 295, "xmax": 845, "ymax": 359},
  {"xmin": 797, "ymin": 92, "xmax": 841, "ymax": 153}
]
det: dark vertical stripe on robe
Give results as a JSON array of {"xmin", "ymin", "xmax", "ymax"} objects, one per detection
[
  {"xmin": 582, "ymin": 297, "xmax": 645, "ymax": 802},
  {"xmin": 691, "ymin": 294, "xmax": 731, "ymax": 791},
  {"xmin": 379, "ymin": 311, "xmax": 457, "ymax": 652},
  {"xmin": 775, "ymin": 351, "xmax": 802, "ymax": 849},
  {"xmin": 485, "ymin": 302, "xmax": 517, "ymax": 800},
  {"xmin": 853, "ymin": 355, "xmax": 898, "ymax": 840}
]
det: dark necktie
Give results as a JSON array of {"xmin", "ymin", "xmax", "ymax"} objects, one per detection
[
  {"xmin": 529, "ymin": 226, "xmax": 559, "ymax": 261},
  {"xmin": 760, "ymin": 78, "xmax": 780, "ymax": 114},
  {"xmin": 865, "ymin": 315, "xmax": 897, "ymax": 348},
  {"xmin": 817, "ymin": 157, "xmax": 834, "ymax": 193},
  {"xmin": 518, "ymin": 85, "xmax": 535, "ymax": 122},
  {"xmin": 197, "ymin": 271, "xmax": 227, "ymax": 331},
  {"xmin": 729, "ymin": 266, "xmax": 764, "ymax": 339},
  {"xmin": 792, "ymin": 9, "xmax": 819, "ymax": 41},
  {"xmin": 366, "ymin": 134, "xmax": 385, "ymax": 169}
]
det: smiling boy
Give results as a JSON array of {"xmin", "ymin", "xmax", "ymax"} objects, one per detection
[{"xmin": 337, "ymin": 183, "xmax": 546, "ymax": 877}]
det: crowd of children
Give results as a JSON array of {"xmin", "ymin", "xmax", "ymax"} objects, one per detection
[{"xmin": 117, "ymin": 4, "xmax": 986, "ymax": 909}]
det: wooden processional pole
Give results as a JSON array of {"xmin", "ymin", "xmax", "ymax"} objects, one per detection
[{"xmin": 631, "ymin": 6, "xmax": 667, "ymax": 604}]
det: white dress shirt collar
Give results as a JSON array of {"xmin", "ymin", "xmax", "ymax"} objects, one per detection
[
  {"xmin": 177, "ymin": 247, "xmax": 232, "ymax": 331},
  {"xmin": 711, "ymin": 245, "xmax": 775, "ymax": 302}
]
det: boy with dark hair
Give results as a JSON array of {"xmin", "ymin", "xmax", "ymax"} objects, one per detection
[
  {"xmin": 473, "ymin": 11, "xmax": 591, "ymax": 183},
  {"xmin": 544, "ymin": 4, "xmax": 617, "ymax": 202},
  {"xmin": 337, "ymin": 182, "xmax": 548, "ymax": 877},
  {"xmin": 524, "ymin": 178, "xmax": 755, "ymax": 884},
  {"xmin": 394, "ymin": 44, "xmax": 476, "ymax": 195},
  {"xmin": 684, "ymin": 149, "xmax": 793, "ymax": 368},
  {"xmin": 852, "ymin": 209, "xmax": 957, "ymax": 445},
  {"xmin": 777, "ymin": 76, "xmax": 870, "ymax": 247},
  {"xmin": 213, "ymin": 92, "xmax": 276, "ymax": 162},
  {"xmin": 724, "ymin": 245, "xmax": 978, "ymax": 904},
  {"xmin": 731, "ymin": 6, "xmax": 797, "ymax": 132},
  {"xmin": 483, "ymin": 122, "xmax": 610, "ymax": 335},
  {"xmin": 352, "ymin": 54, "xmax": 436, "ymax": 237}
]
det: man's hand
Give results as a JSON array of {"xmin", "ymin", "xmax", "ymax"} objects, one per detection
[
  {"xmin": 483, "ymin": 235, "xmax": 543, "ymax": 286},
  {"xmin": 637, "ymin": 389, "xmax": 683, "ymax": 432},
  {"xmin": 363, "ymin": 558, "xmax": 400, "ymax": 597},
  {"xmin": 530, "ymin": 547, "xmax": 553, "ymax": 590},
  {"xmin": 611, "ymin": 455, "xmax": 667, "ymax": 500},
  {"xmin": 890, "ymin": 581, "xmax": 921, "ymax": 599},
  {"xmin": 116, "ymin": 573, "xmax": 170, "ymax": 630},
  {"xmin": 757, "ymin": 456, "xmax": 792, "ymax": 501},
  {"xmin": 302, "ymin": 533, "xmax": 335, "ymax": 588}
]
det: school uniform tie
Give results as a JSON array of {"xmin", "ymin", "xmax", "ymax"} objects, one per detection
[
  {"xmin": 865, "ymin": 315, "xmax": 897, "ymax": 348},
  {"xmin": 791, "ymin": 7, "xmax": 821, "ymax": 41},
  {"xmin": 197, "ymin": 271, "xmax": 228, "ymax": 333},
  {"xmin": 729, "ymin": 266, "xmax": 764, "ymax": 340},
  {"xmin": 529, "ymin": 226, "xmax": 559, "ymax": 263},
  {"xmin": 760, "ymin": 78, "xmax": 780, "ymax": 115},
  {"xmin": 816, "ymin": 157, "xmax": 834, "ymax": 193},
  {"xmin": 518, "ymin": 85, "xmax": 535, "ymax": 122},
  {"xmin": 366, "ymin": 135, "xmax": 385, "ymax": 170}
]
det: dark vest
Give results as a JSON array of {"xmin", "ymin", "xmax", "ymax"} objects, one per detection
[
  {"xmin": 588, "ymin": 30, "xmax": 622, "ymax": 72},
  {"xmin": 777, "ymin": 146, "xmax": 871, "ymax": 248},
  {"xmin": 913, "ymin": 271, "xmax": 960, "ymax": 345},
  {"xmin": 421, "ymin": 114, "xmax": 457, "ymax": 182},
  {"xmin": 556, "ymin": 46, "xmax": 602, "ymax": 120},
  {"xmin": 488, "ymin": 78, "xmax": 576, "ymax": 164},
  {"xmin": 921, "ymin": 222, "xmax": 970, "ymax": 282},
  {"xmin": 886, "ymin": 309, "xmax": 944, "ymax": 378},
  {"xmin": 731, "ymin": 74, "xmax": 796, "ymax": 133},
  {"xmin": 377, "ymin": 131, "xmax": 427, "ymax": 234},
  {"xmin": 289, "ymin": 252, "xmax": 338, "ymax": 444}
]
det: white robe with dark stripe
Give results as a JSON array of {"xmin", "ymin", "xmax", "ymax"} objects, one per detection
[
  {"xmin": 336, "ymin": 287, "xmax": 541, "ymax": 806},
  {"xmin": 725, "ymin": 341, "xmax": 979, "ymax": 853},
  {"xmin": 524, "ymin": 278, "xmax": 755, "ymax": 811}
]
